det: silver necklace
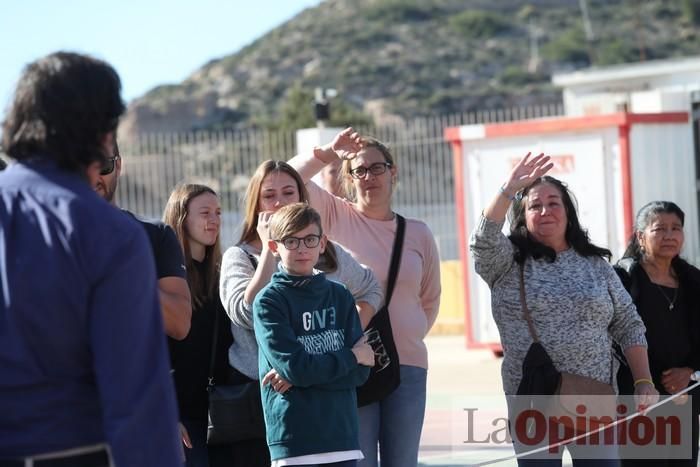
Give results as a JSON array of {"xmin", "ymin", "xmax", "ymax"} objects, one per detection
[{"xmin": 655, "ymin": 283, "xmax": 679, "ymax": 311}]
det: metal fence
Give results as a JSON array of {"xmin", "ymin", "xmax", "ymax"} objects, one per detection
[{"xmin": 0, "ymin": 104, "xmax": 562, "ymax": 260}]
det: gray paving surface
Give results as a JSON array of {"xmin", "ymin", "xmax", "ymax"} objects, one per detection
[{"xmin": 418, "ymin": 335, "xmax": 567, "ymax": 467}]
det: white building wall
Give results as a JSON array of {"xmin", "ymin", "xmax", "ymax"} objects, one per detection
[
  {"xmin": 629, "ymin": 123, "xmax": 699, "ymax": 264},
  {"xmin": 555, "ymin": 58, "xmax": 700, "ymax": 116}
]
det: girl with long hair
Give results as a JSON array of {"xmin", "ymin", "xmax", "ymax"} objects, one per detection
[{"xmin": 163, "ymin": 183, "xmax": 232, "ymax": 467}]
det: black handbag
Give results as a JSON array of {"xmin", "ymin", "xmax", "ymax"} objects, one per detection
[
  {"xmin": 206, "ymin": 303, "xmax": 265, "ymax": 445},
  {"xmin": 356, "ymin": 214, "xmax": 405, "ymax": 407}
]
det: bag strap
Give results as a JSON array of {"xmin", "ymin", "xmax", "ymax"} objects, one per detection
[
  {"xmin": 518, "ymin": 262, "xmax": 541, "ymax": 343},
  {"xmin": 208, "ymin": 301, "xmax": 221, "ymax": 387},
  {"xmin": 383, "ymin": 214, "xmax": 406, "ymax": 308}
]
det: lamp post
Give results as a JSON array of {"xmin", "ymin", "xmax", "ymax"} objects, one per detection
[{"xmin": 314, "ymin": 87, "xmax": 337, "ymax": 128}]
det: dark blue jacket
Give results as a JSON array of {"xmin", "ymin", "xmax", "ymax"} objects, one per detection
[{"xmin": 0, "ymin": 160, "xmax": 181, "ymax": 465}]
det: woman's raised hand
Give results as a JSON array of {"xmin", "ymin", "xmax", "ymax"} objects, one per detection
[
  {"xmin": 330, "ymin": 127, "xmax": 364, "ymax": 161},
  {"xmin": 502, "ymin": 152, "xmax": 553, "ymax": 196},
  {"xmin": 256, "ymin": 211, "xmax": 275, "ymax": 245}
]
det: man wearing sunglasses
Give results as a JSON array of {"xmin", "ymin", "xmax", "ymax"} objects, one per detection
[
  {"xmin": 94, "ymin": 141, "xmax": 192, "ymax": 341},
  {"xmin": 0, "ymin": 52, "xmax": 181, "ymax": 466}
]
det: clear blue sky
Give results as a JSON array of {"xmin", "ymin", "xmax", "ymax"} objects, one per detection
[{"xmin": 0, "ymin": 0, "xmax": 321, "ymax": 108}]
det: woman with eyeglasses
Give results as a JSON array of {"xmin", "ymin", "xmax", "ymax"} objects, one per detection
[
  {"xmin": 288, "ymin": 129, "xmax": 442, "ymax": 467},
  {"xmin": 218, "ymin": 160, "xmax": 383, "ymax": 466},
  {"xmin": 163, "ymin": 183, "xmax": 233, "ymax": 467}
]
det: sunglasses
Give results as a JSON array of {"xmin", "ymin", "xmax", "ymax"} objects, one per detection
[{"xmin": 100, "ymin": 156, "xmax": 119, "ymax": 176}]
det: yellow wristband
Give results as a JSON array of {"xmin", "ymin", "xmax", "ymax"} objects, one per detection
[{"xmin": 634, "ymin": 378, "xmax": 654, "ymax": 387}]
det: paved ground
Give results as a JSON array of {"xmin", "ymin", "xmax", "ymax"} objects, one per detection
[
  {"xmin": 417, "ymin": 335, "xmax": 574, "ymax": 467},
  {"xmin": 418, "ymin": 335, "xmax": 700, "ymax": 467}
]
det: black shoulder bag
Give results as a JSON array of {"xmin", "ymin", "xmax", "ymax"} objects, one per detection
[
  {"xmin": 516, "ymin": 263, "xmax": 615, "ymax": 434},
  {"xmin": 206, "ymin": 250, "xmax": 266, "ymax": 445},
  {"xmin": 357, "ymin": 214, "xmax": 406, "ymax": 407}
]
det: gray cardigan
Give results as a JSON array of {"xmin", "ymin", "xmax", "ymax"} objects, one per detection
[
  {"xmin": 469, "ymin": 215, "xmax": 647, "ymax": 394},
  {"xmin": 219, "ymin": 241, "xmax": 383, "ymax": 379}
]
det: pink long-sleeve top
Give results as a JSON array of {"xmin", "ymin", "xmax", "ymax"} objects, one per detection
[{"xmin": 290, "ymin": 154, "xmax": 442, "ymax": 369}]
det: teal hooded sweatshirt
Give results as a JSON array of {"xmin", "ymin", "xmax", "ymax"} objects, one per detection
[{"xmin": 253, "ymin": 269, "xmax": 370, "ymax": 461}]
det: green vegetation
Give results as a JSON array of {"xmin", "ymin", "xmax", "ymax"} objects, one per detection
[
  {"xmin": 596, "ymin": 39, "xmax": 641, "ymax": 66},
  {"xmin": 365, "ymin": 0, "xmax": 433, "ymax": 22},
  {"xmin": 448, "ymin": 10, "xmax": 512, "ymax": 39},
  {"xmin": 682, "ymin": 0, "xmax": 700, "ymax": 24},
  {"xmin": 500, "ymin": 66, "xmax": 541, "ymax": 87},
  {"xmin": 542, "ymin": 27, "xmax": 590, "ymax": 65}
]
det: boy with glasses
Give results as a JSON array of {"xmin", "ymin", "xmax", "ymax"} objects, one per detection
[{"xmin": 253, "ymin": 203, "xmax": 374, "ymax": 467}]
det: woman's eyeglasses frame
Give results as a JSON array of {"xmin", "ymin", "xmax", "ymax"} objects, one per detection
[{"xmin": 349, "ymin": 162, "xmax": 392, "ymax": 179}]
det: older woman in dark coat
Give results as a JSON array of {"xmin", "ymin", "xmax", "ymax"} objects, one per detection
[{"xmin": 615, "ymin": 201, "xmax": 700, "ymax": 467}]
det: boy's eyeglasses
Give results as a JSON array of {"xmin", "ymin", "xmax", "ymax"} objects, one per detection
[
  {"xmin": 276, "ymin": 234, "xmax": 321, "ymax": 250},
  {"xmin": 349, "ymin": 162, "xmax": 392, "ymax": 179},
  {"xmin": 100, "ymin": 156, "xmax": 119, "ymax": 176}
]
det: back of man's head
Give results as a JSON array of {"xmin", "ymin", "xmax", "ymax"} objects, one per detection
[{"xmin": 1, "ymin": 51, "xmax": 125, "ymax": 173}]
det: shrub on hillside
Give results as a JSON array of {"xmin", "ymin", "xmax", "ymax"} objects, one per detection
[
  {"xmin": 365, "ymin": 0, "xmax": 432, "ymax": 23},
  {"xmin": 448, "ymin": 10, "xmax": 512, "ymax": 39},
  {"xmin": 542, "ymin": 27, "xmax": 591, "ymax": 65}
]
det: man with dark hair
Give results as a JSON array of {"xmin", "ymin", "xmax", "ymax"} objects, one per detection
[
  {"xmin": 0, "ymin": 51, "xmax": 181, "ymax": 466},
  {"xmin": 96, "ymin": 140, "xmax": 192, "ymax": 340},
  {"xmin": 0, "ymin": 158, "xmax": 6, "ymax": 171}
]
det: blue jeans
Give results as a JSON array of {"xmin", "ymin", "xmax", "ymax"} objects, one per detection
[
  {"xmin": 182, "ymin": 419, "xmax": 209, "ymax": 467},
  {"xmin": 357, "ymin": 365, "xmax": 427, "ymax": 467},
  {"xmin": 506, "ymin": 397, "xmax": 620, "ymax": 467}
]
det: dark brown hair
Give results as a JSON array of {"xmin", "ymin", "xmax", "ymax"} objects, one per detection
[
  {"xmin": 2, "ymin": 51, "xmax": 124, "ymax": 172},
  {"xmin": 508, "ymin": 176, "xmax": 611, "ymax": 263}
]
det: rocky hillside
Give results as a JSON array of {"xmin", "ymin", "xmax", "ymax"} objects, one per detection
[{"xmin": 120, "ymin": 0, "xmax": 700, "ymax": 137}]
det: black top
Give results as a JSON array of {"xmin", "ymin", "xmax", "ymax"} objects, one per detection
[
  {"xmin": 168, "ymin": 261, "xmax": 233, "ymax": 421},
  {"xmin": 634, "ymin": 270, "xmax": 691, "ymax": 385},
  {"xmin": 615, "ymin": 259, "xmax": 700, "ymax": 399},
  {"xmin": 125, "ymin": 210, "xmax": 187, "ymax": 280}
]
